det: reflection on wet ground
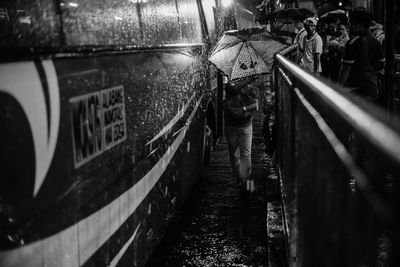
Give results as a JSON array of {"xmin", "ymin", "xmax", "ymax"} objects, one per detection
[{"xmin": 147, "ymin": 111, "xmax": 283, "ymax": 267}]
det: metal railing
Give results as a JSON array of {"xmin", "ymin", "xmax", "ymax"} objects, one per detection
[{"xmin": 274, "ymin": 46, "xmax": 400, "ymax": 266}]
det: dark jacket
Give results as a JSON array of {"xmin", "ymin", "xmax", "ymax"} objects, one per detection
[
  {"xmin": 223, "ymin": 85, "xmax": 258, "ymax": 127},
  {"xmin": 341, "ymin": 31, "xmax": 385, "ymax": 99}
]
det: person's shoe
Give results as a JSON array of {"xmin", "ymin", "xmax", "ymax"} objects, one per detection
[{"xmin": 246, "ymin": 178, "xmax": 255, "ymax": 192}]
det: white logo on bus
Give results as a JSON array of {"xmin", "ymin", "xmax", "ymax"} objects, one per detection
[{"xmin": 0, "ymin": 60, "xmax": 60, "ymax": 196}]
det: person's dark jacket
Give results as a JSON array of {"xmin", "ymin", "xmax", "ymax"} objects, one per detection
[
  {"xmin": 341, "ymin": 31, "xmax": 385, "ymax": 99},
  {"xmin": 223, "ymin": 85, "xmax": 258, "ymax": 127}
]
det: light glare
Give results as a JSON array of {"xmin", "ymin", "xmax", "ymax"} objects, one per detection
[{"xmin": 221, "ymin": 0, "xmax": 232, "ymax": 8}]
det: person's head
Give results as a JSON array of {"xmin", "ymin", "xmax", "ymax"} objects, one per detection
[
  {"xmin": 317, "ymin": 21, "xmax": 328, "ymax": 34},
  {"xmin": 303, "ymin": 17, "xmax": 317, "ymax": 35},
  {"xmin": 327, "ymin": 23, "xmax": 337, "ymax": 35},
  {"xmin": 369, "ymin": 20, "xmax": 383, "ymax": 33},
  {"xmin": 338, "ymin": 23, "xmax": 348, "ymax": 35},
  {"xmin": 349, "ymin": 8, "xmax": 372, "ymax": 34}
]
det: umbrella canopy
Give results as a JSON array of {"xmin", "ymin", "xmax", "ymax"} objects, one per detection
[
  {"xmin": 320, "ymin": 9, "xmax": 346, "ymax": 18},
  {"xmin": 208, "ymin": 27, "xmax": 287, "ymax": 81},
  {"xmin": 262, "ymin": 7, "xmax": 315, "ymax": 22},
  {"xmin": 319, "ymin": 9, "xmax": 347, "ymax": 24}
]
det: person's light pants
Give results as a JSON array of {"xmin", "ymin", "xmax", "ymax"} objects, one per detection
[{"xmin": 225, "ymin": 123, "xmax": 252, "ymax": 183}]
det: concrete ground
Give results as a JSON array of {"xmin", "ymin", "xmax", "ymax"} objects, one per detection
[{"xmin": 147, "ymin": 110, "xmax": 286, "ymax": 267}]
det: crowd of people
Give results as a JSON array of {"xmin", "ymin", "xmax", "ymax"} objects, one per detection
[
  {"xmin": 272, "ymin": 7, "xmax": 400, "ymax": 105},
  {"xmin": 221, "ymin": 7, "xmax": 400, "ymax": 194}
]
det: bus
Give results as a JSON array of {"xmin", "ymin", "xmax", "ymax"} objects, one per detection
[
  {"xmin": 0, "ymin": 0, "xmax": 251, "ymax": 266},
  {"xmin": 223, "ymin": 2, "xmax": 256, "ymax": 31},
  {"xmin": 0, "ymin": 0, "xmax": 256, "ymax": 267}
]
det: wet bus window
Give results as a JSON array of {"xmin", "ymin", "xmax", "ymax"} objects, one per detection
[
  {"xmin": 0, "ymin": 0, "xmax": 60, "ymax": 53},
  {"xmin": 202, "ymin": 0, "xmax": 217, "ymax": 43},
  {"xmin": 176, "ymin": 0, "xmax": 202, "ymax": 44},
  {"xmin": 61, "ymin": 0, "xmax": 142, "ymax": 46},
  {"xmin": 140, "ymin": 0, "xmax": 180, "ymax": 46}
]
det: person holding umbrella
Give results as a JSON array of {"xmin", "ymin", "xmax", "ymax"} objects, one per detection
[
  {"xmin": 223, "ymin": 79, "xmax": 258, "ymax": 193},
  {"xmin": 208, "ymin": 27, "xmax": 288, "ymax": 192}
]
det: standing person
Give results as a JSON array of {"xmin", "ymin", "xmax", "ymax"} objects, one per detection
[
  {"xmin": 336, "ymin": 23, "xmax": 350, "ymax": 53},
  {"xmin": 293, "ymin": 16, "xmax": 307, "ymax": 63},
  {"xmin": 318, "ymin": 21, "xmax": 331, "ymax": 77},
  {"xmin": 301, "ymin": 17, "xmax": 323, "ymax": 75},
  {"xmin": 338, "ymin": 9, "xmax": 385, "ymax": 102},
  {"xmin": 328, "ymin": 23, "xmax": 350, "ymax": 81},
  {"xmin": 223, "ymin": 79, "xmax": 258, "ymax": 193}
]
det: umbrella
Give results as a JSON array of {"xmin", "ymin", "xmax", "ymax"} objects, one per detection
[
  {"xmin": 262, "ymin": 7, "xmax": 315, "ymax": 22},
  {"xmin": 208, "ymin": 27, "xmax": 287, "ymax": 81},
  {"xmin": 319, "ymin": 9, "xmax": 347, "ymax": 24},
  {"xmin": 320, "ymin": 9, "xmax": 346, "ymax": 18}
]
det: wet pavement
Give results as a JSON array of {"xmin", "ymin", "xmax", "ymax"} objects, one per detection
[{"xmin": 147, "ymin": 110, "xmax": 286, "ymax": 267}]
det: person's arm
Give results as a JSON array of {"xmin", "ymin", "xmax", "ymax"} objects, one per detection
[
  {"xmin": 338, "ymin": 34, "xmax": 350, "ymax": 52},
  {"xmin": 314, "ymin": 35, "xmax": 323, "ymax": 74},
  {"xmin": 242, "ymin": 99, "xmax": 259, "ymax": 113},
  {"xmin": 377, "ymin": 59, "xmax": 386, "ymax": 71},
  {"xmin": 297, "ymin": 37, "xmax": 306, "ymax": 64},
  {"xmin": 224, "ymin": 97, "xmax": 252, "ymax": 119},
  {"xmin": 375, "ymin": 40, "xmax": 386, "ymax": 71},
  {"xmin": 241, "ymin": 84, "xmax": 259, "ymax": 112},
  {"xmin": 299, "ymin": 31, "xmax": 306, "ymax": 53},
  {"xmin": 338, "ymin": 40, "xmax": 354, "ymax": 85},
  {"xmin": 232, "ymin": 77, "xmax": 255, "ymax": 90},
  {"xmin": 338, "ymin": 64, "xmax": 351, "ymax": 85},
  {"xmin": 313, "ymin": 53, "xmax": 321, "ymax": 74}
]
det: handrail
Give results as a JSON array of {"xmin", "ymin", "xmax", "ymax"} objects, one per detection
[
  {"xmin": 274, "ymin": 47, "xmax": 400, "ymax": 267},
  {"xmin": 293, "ymin": 87, "xmax": 393, "ymax": 220},
  {"xmin": 276, "ymin": 53, "xmax": 400, "ymax": 167}
]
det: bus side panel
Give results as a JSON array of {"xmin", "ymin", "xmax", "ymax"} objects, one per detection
[{"xmin": 0, "ymin": 48, "xmax": 208, "ymax": 267}]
